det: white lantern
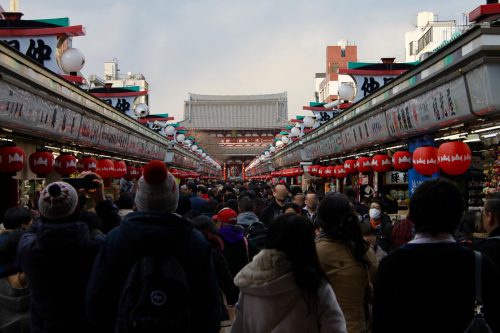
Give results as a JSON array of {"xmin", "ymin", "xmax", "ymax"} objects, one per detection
[
  {"xmin": 202, "ymin": 152, "xmax": 207, "ymax": 158},
  {"xmin": 183, "ymin": 139, "xmax": 192, "ymax": 146},
  {"xmin": 303, "ymin": 116, "xmax": 315, "ymax": 128},
  {"xmin": 134, "ymin": 103, "xmax": 149, "ymax": 118},
  {"xmin": 259, "ymin": 155, "xmax": 265, "ymax": 161},
  {"xmin": 60, "ymin": 48, "xmax": 85, "ymax": 73},
  {"xmin": 269, "ymin": 146, "xmax": 276, "ymax": 153},
  {"xmin": 281, "ymin": 135, "xmax": 290, "ymax": 144},
  {"xmin": 176, "ymin": 134, "xmax": 185, "ymax": 143},
  {"xmin": 290, "ymin": 126, "xmax": 301, "ymax": 137},
  {"xmin": 197, "ymin": 149, "xmax": 203, "ymax": 154},
  {"xmin": 276, "ymin": 140, "xmax": 284, "ymax": 148},
  {"xmin": 338, "ymin": 83, "xmax": 356, "ymax": 101},
  {"xmin": 165, "ymin": 125, "xmax": 175, "ymax": 136},
  {"xmin": 264, "ymin": 151, "xmax": 270, "ymax": 157},
  {"xmin": 191, "ymin": 145, "xmax": 198, "ymax": 151}
]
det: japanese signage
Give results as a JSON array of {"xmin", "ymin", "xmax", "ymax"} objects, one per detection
[
  {"xmin": 312, "ymin": 110, "xmax": 340, "ymax": 127},
  {"xmin": 100, "ymin": 96, "xmax": 136, "ymax": 117},
  {"xmin": 385, "ymin": 76, "xmax": 473, "ymax": 138},
  {"xmin": 2, "ymin": 36, "xmax": 59, "ymax": 73},
  {"xmin": 351, "ymin": 75, "xmax": 398, "ymax": 103},
  {"xmin": 385, "ymin": 171, "xmax": 408, "ymax": 185},
  {"xmin": 341, "ymin": 112, "xmax": 390, "ymax": 150}
]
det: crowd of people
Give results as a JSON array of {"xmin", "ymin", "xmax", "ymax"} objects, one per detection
[{"xmin": 1, "ymin": 160, "xmax": 500, "ymax": 332}]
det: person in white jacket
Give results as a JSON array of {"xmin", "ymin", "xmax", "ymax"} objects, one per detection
[{"xmin": 231, "ymin": 213, "xmax": 347, "ymax": 333}]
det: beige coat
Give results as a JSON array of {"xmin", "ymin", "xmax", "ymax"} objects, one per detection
[
  {"xmin": 231, "ymin": 249, "xmax": 347, "ymax": 333},
  {"xmin": 316, "ymin": 237, "xmax": 378, "ymax": 333}
]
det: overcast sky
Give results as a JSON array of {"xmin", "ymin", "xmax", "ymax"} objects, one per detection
[{"xmin": 18, "ymin": 0, "xmax": 484, "ymax": 122}]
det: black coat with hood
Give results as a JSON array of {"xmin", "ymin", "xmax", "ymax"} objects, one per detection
[{"xmin": 85, "ymin": 211, "xmax": 220, "ymax": 333}]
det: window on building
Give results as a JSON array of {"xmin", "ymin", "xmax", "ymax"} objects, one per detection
[
  {"xmin": 417, "ymin": 28, "xmax": 433, "ymax": 53},
  {"xmin": 341, "ymin": 49, "xmax": 346, "ymax": 57}
]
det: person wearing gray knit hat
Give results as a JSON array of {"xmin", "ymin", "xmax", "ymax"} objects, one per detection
[
  {"xmin": 38, "ymin": 181, "xmax": 79, "ymax": 220},
  {"xmin": 134, "ymin": 160, "xmax": 179, "ymax": 212}
]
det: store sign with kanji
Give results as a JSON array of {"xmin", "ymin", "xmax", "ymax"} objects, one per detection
[
  {"xmin": 2, "ymin": 36, "xmax": 59, "ymax": 73},
  {"xmin": 311, "ymin": 110, "xmax": 341, "ymax": 126},
  {"xmin": 100, "ymin": 96, "xmax": 136, "ymax": 117},
  {"xmin": 385, "ymin": 171, "xmax": 409, "ymax": 185},
  {"xmin": 351, "ymin": 75, "xmax": 398, "ymax": 103}
]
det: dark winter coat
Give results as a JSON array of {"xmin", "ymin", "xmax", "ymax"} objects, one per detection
[
  {"xmin": 373, "ymin": 242, "xmax": 500, "ymax": 333},
  {"xmin": 85, "ymin": 211, "xmax": 220, "ymax": 333},
  {"xmin": 474, "ymin": 226, "xmax": 500, "ymax": 271},
  {"xmin": 219, "ymin": 225, "xmax": 249, "ymax": 278},
  {"xmin": 17, "ymin": 220, "xmax": 102, "ymax": 333},
  {"xmin": 260, "ymin": 199, "xmax": 285, "ymax": 226},
  {"xmin": 360, "ymin": 213, "xmax": 393, "ymax": 253}
]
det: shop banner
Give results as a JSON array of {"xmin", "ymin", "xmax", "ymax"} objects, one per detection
[
  {"xmin": 99, "ymin": 96, "xmax": 137, "ymax": 117},
  {"xmin": 2, "ymin": 36, "xmax": 59, "ymax": 73},
  {"xmin": 351, "ymin": 75, "xmax": 398, "ymax": 103},
  {"xmin": 385, "ymin": 76, "xmax": 474, "ymax": 138},
  {"xmin": 341, "ymin": 112, "xmax": 390, "ymax": 150},
  {"xmin": 385, "ymin": 171, "xmax": 409, "ymax": 185}
]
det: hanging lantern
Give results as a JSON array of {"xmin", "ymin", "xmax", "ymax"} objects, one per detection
[
  {"xmin": 343, "ymin": 159, "xmax": 357, "ymax": 175},
  {"xmin": 413, "ymin": 146, "xmax": 438, "ymax": 176},
  {"xmin": 356, "ymin": 157, "xmax": 373, "ymax": 174},
  {"xmin": 135, "ymin": 166, "xmax": 143, "ymax": 180},
  {"xmin": 96, "ymin": 159, "xmax": 115, "ymax": 179},
  {"xmin": 318, "ymin": 166, "xmax": 327, "ymax": 177},
  {"xmin": 437, "ymin": 141, "xmax": 472, "ymax": 176},
  {"xmin": 335, "ymin": 165, "xmax": 347, "ymax": 178},
  {"xmin": 77, "ymin": 156, "xmax": 97, "ymax": 172},
  {"xmin": 0, "ymin": 143, "xmax": 25, "ymax": 174},
  {"xmin": 325, "ymin": 166, "xmax": 335, "ymax": 178},
  {"xmin": 392, "ymin": 151, "xmax": 412, "ymax": 171},
  {"xmin": 371, "ymin": 154, "xmax": 392, "ymax": 173},
  {"xmin": 124, "ymin": 165, "xmax": 137, "ymax": 181},
  {"xmin": 29, "ymin": 149, "xmax": 53, "ymax": 176},
  {"xmin": 54, "ymin": 153, "xmax": 77, "ymax": 176},
  {"xmin": 113, "ymin": 160, "xmax": 127, "ymax": 178},
  {"xmin": 309, "ymin": 165, "xmax": 319, "ymax": 176}
]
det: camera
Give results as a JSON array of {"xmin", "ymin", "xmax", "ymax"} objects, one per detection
[{"xmin": 62, "ymin": 174, "xmax": 99, "ymax": 190}]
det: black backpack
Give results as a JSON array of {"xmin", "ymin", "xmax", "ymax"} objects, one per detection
[
  {"xmin": 116, "ymin": 254, "xmax": 191, "ymax": 332},
  {"xmin": 245, "ymin": 222, "xmax": 268, "ymax": 250}
]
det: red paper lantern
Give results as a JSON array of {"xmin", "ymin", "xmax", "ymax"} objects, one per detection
[
  {"xmin": 343, "ymin": 159, "xmax": 357, "ymax": 175},
  {"xmin": 96, "ymin": 159, "xmax": 115, "ymax": 178},
  {"xmin": 325, "ymin": 166, "xmax": 335, "ymax": 178},
  {"xmin": 77, "ymin": 156, "xmax": 97, "ymax": 172},
  {"xmin": 113, "ymin": 160, "xmax": 127, "ymax": 178},
  {"xmin": 135, "ymin": 166, "xmax": 143, "ymax": 180},
  {"xmin": 371, "ymin": 154, "xmax": 392, "ymax": 173},
  {"xmin": 335, "ymin": 165, "xmax": 347, "ymax": 178},
  {"xmin": 413, "ymin": 147, "xmax": 438, "ymax": 176},
  {"xmin": 309, "ymin": 165, "xmax": 319, "ymax": 176},
  {"xmin": 392, "ymin": 151, "xmax": 412, "ymax": 171},
  {"xmin": 437, "ymin": 141, "xmax": 472, "ymax": 176},
  {"xmin": 29, "ymin": 149, "xmax": 53, "ymax": 176},
  {"xmin": 54, "ymin": 153, "xmax": 77, "ymax": 176},
  {"xmin": 356, "ymin": 157, "xmax": 373, "ymax": 174},
  {"xmin": 0, "ymin": 143, "xmax": 25, "ymax": 174},
  {"xmin": 318, "ymin": 166, "xmax": 326, "ymax": 177}
]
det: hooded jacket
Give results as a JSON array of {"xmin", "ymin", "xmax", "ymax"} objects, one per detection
[
  {"xmin": 17, "ymin": 220, "xmax": 102, "ymax": 333},
  {"xmin": 219, "ymin": 224, "xmax": 248, "ymax": 277},
  {"xmin": 85, "ymin": 211, "xmax": 220, "ymax": 333},
  {"xmin": 237, "ymin": 212, "xmax": 260, "ymax": 228},
  {"xmin": 231, "ymin": 249, "xmax": 347, "ymax": 333}
]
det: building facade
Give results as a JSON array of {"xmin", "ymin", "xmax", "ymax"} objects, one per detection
[
  {"xmin": 405, "ymin": 12, "xmax": 458, "ymax": 62},
  {"xmin": 180, "ymin": 92, "xmax": 289, "ymax": 179}
]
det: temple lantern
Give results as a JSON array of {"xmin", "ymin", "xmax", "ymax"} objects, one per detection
[
  {"xmin": 135, "ymin": 166, "xmax": 143, "ymax": 180},
  {"xmin": 0, "ymin": 143, "xmax": 25, "ymax": 174},
  {"xmin": 356, "ymin": 157, "xmax": 373, "ymax": 174},
  {"xmin": 77, "ymin": 156, "xmax": 97, "ymax": 172},
  {"xmin": 371, "ymin": 154, "xmax": 392, "ymax": 173},
  {"xmin": 124, "ymin": 165, "xmax": 136, "ymax": 181},
  {"xmin": 437, "ymin": 141, "xmax": 472, "ymax": 176},
  {"xmin": 318, "ymin": 166, "xmax": 326, "ymax": 177},
  {"xmin": 343, "ymin": 159, "xmax": 357, "ymax": 175},
  {"xmin": 413, "ymin": 147, "xmax": 438, "ymax": 176},
  {"xmin": 392, "ymin": 151, "xmax": 412, "ymax": 171},
  {"xmin": 29, "ymin": 149, "xmax": 53, "ymax": 176},
  {"xmin": 54, "ymin": 153, "xmax": 77, "ymax": 176},
  {"xmin": 335, "ymin": 165, "xmax": 347, "ymax": 178},
  {"xmin": 325, "ymin": 166, "xmax": 335, "ymax": 177},
  {"xmin": 113, "ymin": 160, "xmax": 127, "ymax": 178},
  {"xmin": 309, "ymin": 165, "xmax": 319, "ymax": 176},
  {"xmin": 96, "ymin": 159, "xmax": 115, "ymax": 179}
]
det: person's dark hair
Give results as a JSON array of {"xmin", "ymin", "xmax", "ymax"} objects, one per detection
[
  {"xmin": 253, "ymin": 197, "xmax": 267, "ymax": 217},
  {"xmin": 283, "ymin": 202, "xmax": 301, "ymax": 214},
  {"xmin": 238, "ymin": 195, "xmax": 254, "ymax": 213},
  {"xmin": 224, "ymin": 193, "xmax": 237, "ymax": 203},
  {"xmin": 176, "ymin": 196, "xmax": 192, "ymax": 217},
  {"xmin": 197, "ymin": 185, "xmax": 208, "ymax": 195},
  {"xmin": 370, "ymin": 198, "xmax": 384, "ymax": 211},
  {"xmin": 266, "ymin": 214, "xmax": 328, "ymax": 311},
  {"xmin": 290, "ymin": 186, "xmax": 303, "ymax": 197},
  {"xmin": 186, "ymin": 182, "xmax": 198, "ymax": 194},
  {"xmin": 79, "ymin": 210, "xmax": 102, "ymax": 231},
  {"xmin": 318, "ymin": 193, "xmax": 369, "ymax": 267},
  {"xmin": 485, "ymin": 192, "xmax": 500, "ymax": 224},
  {"xmin": 273, "ymin": 183, "xmax": 289, "ymax": 192},
  {"xmin": 222, "ymin": 185, "xmax": 235, "ymax": 194},
  {"xmin": 116, "ymin": 193, "xmax": 134, "ymax": 210},
  {"xmin": 224, "ymin": 199, "xmax": 239, "ymax": 213},
  {"xmin": 3, "ymin": 206, "xmax": 31, "ymax": 229},
  {"xmin": 410, "ymin": 178, "xmax": 464, "ymax": 235}
]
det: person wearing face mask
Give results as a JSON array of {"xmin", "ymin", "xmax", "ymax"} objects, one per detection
[{"xmin": 360, "ymin": 199, "xmax": 393, "ymax": 253}]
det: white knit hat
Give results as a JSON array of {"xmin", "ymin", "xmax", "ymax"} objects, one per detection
[
  {"xmin": 134, "ymin": 161, "xmax": 179, "ymax": 212},
  {"xmin": 38, "ymin": 181, "xmax": 79, "ymax": 219}
]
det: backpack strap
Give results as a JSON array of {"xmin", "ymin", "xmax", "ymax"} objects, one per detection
[
  {"xmin": 488, "ymin": 236, "xmax": 500, "ymax": 240},
  {"xmin": 473, "ymin": 251, "xmax": 484, "ymax": 316}
]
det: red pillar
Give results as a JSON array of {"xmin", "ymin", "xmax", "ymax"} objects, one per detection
[{"xmin": 223, "ymin": 163, "xmax": 227, "ymax": 181}]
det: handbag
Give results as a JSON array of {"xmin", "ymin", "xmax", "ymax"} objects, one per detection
[{"xmin": 463, "ymin": 251, "xmax": 492, "ymax": 333}]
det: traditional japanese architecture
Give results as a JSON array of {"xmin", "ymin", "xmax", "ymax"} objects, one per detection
[{"xmin": 180, "ymin": 92, "xmax": 289, "ymax": 179}]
